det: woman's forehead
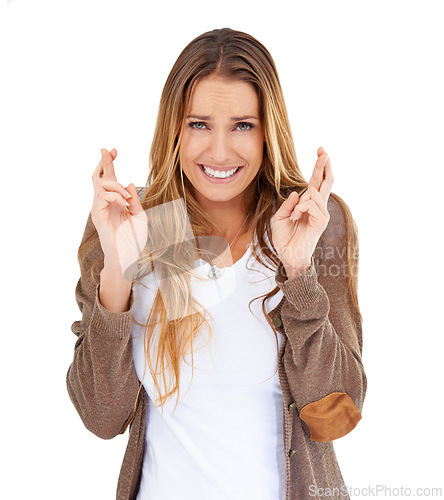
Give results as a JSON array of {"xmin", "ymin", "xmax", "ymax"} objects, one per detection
[{"xmin": 187, "ymin": 78, "xmax": 260, "ymax": 118}]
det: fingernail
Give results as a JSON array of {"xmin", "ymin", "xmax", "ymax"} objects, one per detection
[
  {"xmin": 124, "ymin": 190, "xmax": 132, "ymax": 198},
  {"xmin": 125, "ymin": 200, "xmax": 130, "ymax": 207}
]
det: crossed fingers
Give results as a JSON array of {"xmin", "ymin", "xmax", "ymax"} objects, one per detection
[
  {"xmin": 92, "ymin": 148, "xmax": 118, "ymax": 186},
  {"xmin": 290, "ymin": 147, "xmax": 334, "ymax": 221}
]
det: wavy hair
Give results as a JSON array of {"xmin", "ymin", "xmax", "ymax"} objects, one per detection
[{"xmin": 78, "ymin": 27, "xmax": 361, "ymax": 431}]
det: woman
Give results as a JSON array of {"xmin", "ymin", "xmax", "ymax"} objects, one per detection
[{"xmin": 67, "ymin": 27, "xmax": 366, "ymax": 500}]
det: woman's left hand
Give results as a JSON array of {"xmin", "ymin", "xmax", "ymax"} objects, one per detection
[{"xmin": 272, "ymin": 146, "xmax": 334, "ymax": 278}]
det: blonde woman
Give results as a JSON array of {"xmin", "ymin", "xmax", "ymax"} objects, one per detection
[{"xmin": 67, "ymin": 28, "xmax": 367, "ymax": 500}]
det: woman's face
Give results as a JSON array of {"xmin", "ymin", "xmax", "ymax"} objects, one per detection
[{"xmin": 180, "ymin": 75, "xmax": 265, "ymax": 207}]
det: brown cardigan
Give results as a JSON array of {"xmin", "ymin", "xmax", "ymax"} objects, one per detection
[{"xmin": 66, "ymin": 189, "xmax": 367, "ymax": 500}]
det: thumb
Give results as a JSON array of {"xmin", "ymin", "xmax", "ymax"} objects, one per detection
[
  {"xmin": 125, "ymin": 183, "xmax": 144, "ymax": 215},
  {"xmin": 275, "ymin": 191, "xmax": 299, "ymax": 221}
]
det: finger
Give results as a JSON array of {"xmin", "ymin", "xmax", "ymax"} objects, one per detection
[
  {"xmin": 290, "ymin": 187, "xmax": 330, "ymax": 222},
  {"xmin": 125, "ymin": 183, "xmax": 145, "ymax": 215},
  {"xmin": 303, "ymin": 186, "xmax": 330, "ymax": 218},
  {"xmin": 308, "ymin": 148, "xmax": 329, "ymax": 192},
  {"xmin": 290, "ymin": 199, "xmax": 325, "ymax": 223},
  {"xmin": 100, "ymin": 191, "xmax": 130, "ymax": 210},
  {"xmin": 101, "ymin": 148, "xmax": 118, "ymax": 181},
  {"xmin": 102, "ymin": 148, "xmax": 117, "ymax": 161},
  {"xmin": 274, "ymin": 191, "xmax": 300, "ymax": 221},
  {"xmin": 319, "ymin": 155, "xmax": 334, "ymax": 201},
  {"xmin": 97, "ymin": 178, "xmax": 132, "ymax": 200},
  {"xmin": 92, "ymin": 158, "xmax": 104, "ymax": 185},
  {"xmin": 92, "ymin": 148, "xmax": 118, "ymax": 185}
]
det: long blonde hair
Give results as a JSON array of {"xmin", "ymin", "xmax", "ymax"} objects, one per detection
[{"xmin": 79, "ymin": 27, "xmax": 361, "ymax": 430}]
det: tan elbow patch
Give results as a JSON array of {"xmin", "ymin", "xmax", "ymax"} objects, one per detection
[{"xmin": 299, "ymin": 392, "xmax": 362, "ymax": 442}]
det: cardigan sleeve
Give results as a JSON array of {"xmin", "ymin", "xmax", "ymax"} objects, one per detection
[
  {"xmin": 66, "ymin": 211, "xmax": 141, "ymax": 440},
  {"xmin": 275, "ymin": 196, "xmax": 367, "ymax": 442}
]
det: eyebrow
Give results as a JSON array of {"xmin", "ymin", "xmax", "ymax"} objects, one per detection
[{"xmin": 186, "ymin": 114, "xmax": 259, "ymax": 121}]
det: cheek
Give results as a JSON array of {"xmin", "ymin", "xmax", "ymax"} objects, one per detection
[
  {"xmin": 181, "ymin": 134, "xmax": 202, "ymax": 159},
  {"xmin": 180, "ymin": 137, "xmax": 197, "ymax": 175},
  {"xmin": 242, "ymin": 136, "xmax": 264, "ymax": 162}
]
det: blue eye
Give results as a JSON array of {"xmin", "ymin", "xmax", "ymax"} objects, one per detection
[
  {"xmin": 189, "ymin": 122, "xmax": 206, "ymax": 130},
  {"xmin": 187, "ymin": 121, "xmax": 255, "ymax": 131},
  {"xmin": 237, "ymin": 122, "xmax": 254, "ymax": 131}
]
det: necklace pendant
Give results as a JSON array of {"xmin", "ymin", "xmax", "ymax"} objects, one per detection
[{"xmin": 208, "ymin": 265, "xmax": 222, "ymax": 280}]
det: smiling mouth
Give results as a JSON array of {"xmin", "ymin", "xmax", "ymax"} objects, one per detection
[{"xmin": 199, "ymin": 164, "xmax": 242, "ymax": 179}]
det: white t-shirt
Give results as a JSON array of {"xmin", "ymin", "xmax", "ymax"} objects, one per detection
[{"xmin": 131, "ymin": 231, "xmax": 286, "ymax": 500}]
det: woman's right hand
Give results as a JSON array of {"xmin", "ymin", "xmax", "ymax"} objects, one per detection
[{"xmin": 91, "ymin": 148, "xmax": 148, "ymax": 279}]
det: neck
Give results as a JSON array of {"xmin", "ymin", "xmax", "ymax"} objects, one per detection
[
  {"xmin": 196, "ymin": 193, "xmax": 253, "ymax": 241},
  {"xmin": 212, "ymin": 210, "xmax": 250, "ymax": 242}
]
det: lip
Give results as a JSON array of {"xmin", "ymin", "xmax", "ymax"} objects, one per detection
[
  {"xmin": 200, "ymin": 164, "xmax": 241, "ymax": 171},
  {"xmin": 198, "ymin": 164, "xmax": 243, "ymax": 184}
]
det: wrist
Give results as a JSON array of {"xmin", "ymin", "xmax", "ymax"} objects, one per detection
[
  {"xmin": 99, "ymin": 265, "xmax": 133, "ymax": 313},
  {"xmin": 101, "ymin": 259, "xmax": 133, "ymax": 286},
  {"xmin": 103, "ymin": 255, "xmax": 124, "ymax": 273},
  {"xmin": 283, "ymin": 259, "xmax": 312, "ymax": 280}
]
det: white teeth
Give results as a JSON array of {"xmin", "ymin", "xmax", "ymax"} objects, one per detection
[{"xmin": 201, "ymin": 165, "xmax": 240, "ymax": 178}]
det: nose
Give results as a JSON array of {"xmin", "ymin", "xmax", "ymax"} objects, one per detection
[{"xmin": 208, "ymin": 129, "xmax": 230, "ymax": 163}]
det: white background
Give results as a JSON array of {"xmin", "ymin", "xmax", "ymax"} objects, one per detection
[{"xmin": 1, "ymin": 1, "xmax": 443, "ymax": 499}]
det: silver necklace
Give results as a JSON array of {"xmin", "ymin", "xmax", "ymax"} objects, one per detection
[{"xmin": 207, "ymin": 214, "xmax": 250, "ymax": 279}]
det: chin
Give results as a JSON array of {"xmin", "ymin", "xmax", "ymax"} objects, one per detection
[{"xmin": 200, "ymin": 190, "xmax": 241, "ymax": 203}]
